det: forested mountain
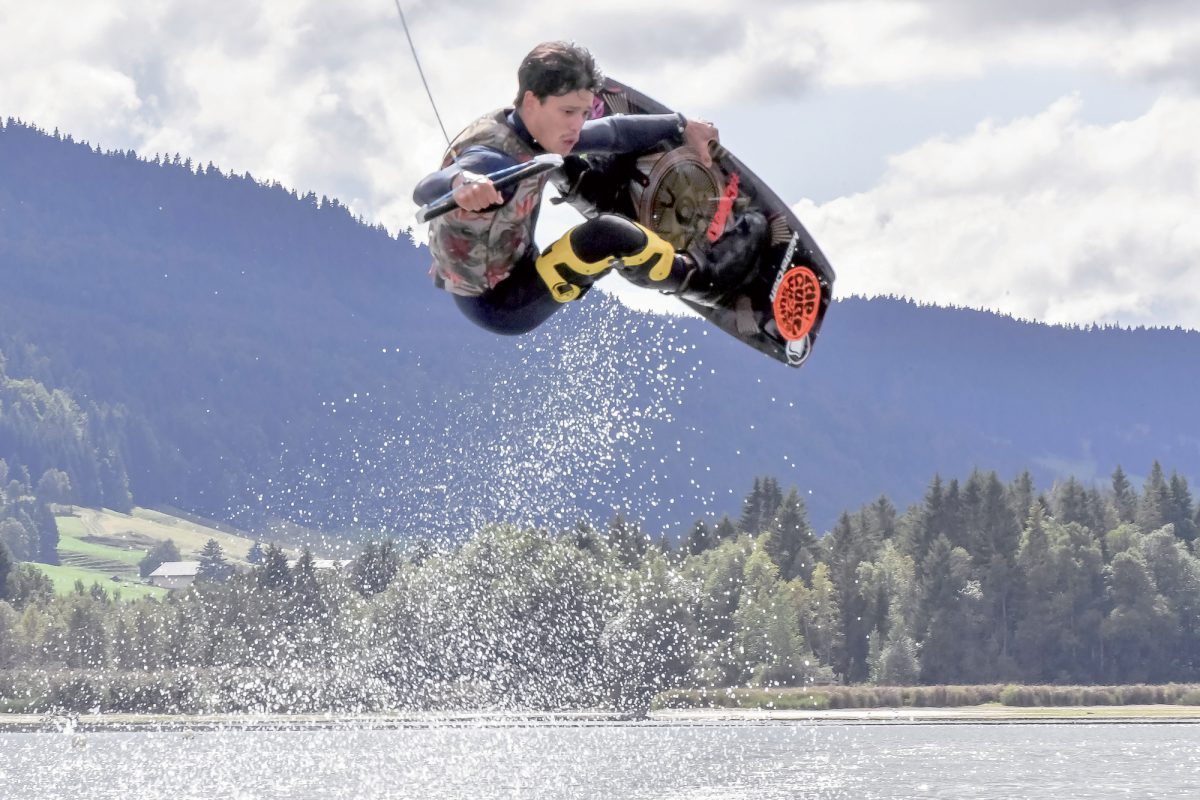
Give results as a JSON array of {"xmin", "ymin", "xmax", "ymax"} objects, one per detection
[{"xmin": 2, "ymin": 118, "xmax": 1198, "ymax": 549}]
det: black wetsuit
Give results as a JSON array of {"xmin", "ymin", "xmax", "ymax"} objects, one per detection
[{"xmin": 414, "ymin": 109, "xmax": 685, "ymax": 335}]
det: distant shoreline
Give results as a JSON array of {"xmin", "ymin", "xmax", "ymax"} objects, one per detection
[
  {"xmin": 651, "ymin": 704, "xmax": 1200, "ymax": 724},
  {"xmin": 4, "ymin": 705, "xmax": 1200, "ymax": 732}
]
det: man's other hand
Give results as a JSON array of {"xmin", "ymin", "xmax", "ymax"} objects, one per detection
[
  {"xmin": 683, "ymin": 119, "xmax": 719, "ymax": 168},
  {"xmin": 451, "ymin": 170, "xmax": 504, "ymax": 211}
]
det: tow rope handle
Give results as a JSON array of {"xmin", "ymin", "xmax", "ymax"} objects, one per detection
[{"xmin": 416, "ymin": 154, "xmax": 564, "ymax": 223}]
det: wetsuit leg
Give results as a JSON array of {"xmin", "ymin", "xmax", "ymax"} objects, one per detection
[
  {"xmin": 453, "ymin": 252, "xmax": 565, "ymax": 336},
  {"xmin": 453, "ymin": 214, "xmax": 671, "ymax": 335}
]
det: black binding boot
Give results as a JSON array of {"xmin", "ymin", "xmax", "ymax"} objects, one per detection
[
  {"xmin": 674, "ymin": 211, "xmax": 769, "ymax": 304},
  {"xmin": 622, "ymin": 211, "xmax": 768, "ymax": 305}
]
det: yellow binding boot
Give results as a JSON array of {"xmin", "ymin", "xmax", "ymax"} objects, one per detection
[{"xmin": 536, "ymin": 216, "xmax": 675, "ymax": 302}]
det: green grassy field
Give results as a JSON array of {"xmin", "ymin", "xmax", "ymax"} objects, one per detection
[
  {"xmin": 28, "ymin": 562, "xmax": 168, "ymax": 601},
  {"xmin": 57, "ymin": 532, "xmax": 144, "ymax": 567},
  {"xmin": 18, "ymin": 506, "xmax": 273, "ymax": 599},
  {"xmin": 60, "ymin": 506, "xmax": 262, "ymax": 564},
  {"xmin": 123, "ymin": 508, "xmax": 261, "ymax": 562}
]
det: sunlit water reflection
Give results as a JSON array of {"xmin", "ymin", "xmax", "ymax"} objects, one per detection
[{"xmin": 3, "ymin": 721, "xmax": 1199, "ymax": 799}]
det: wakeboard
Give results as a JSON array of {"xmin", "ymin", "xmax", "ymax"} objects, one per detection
[{"xmin": 556, "ymin": 78, "xmax": 836, "ymax": 368}]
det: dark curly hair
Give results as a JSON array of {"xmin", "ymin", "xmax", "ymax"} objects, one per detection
[{"xmin": 514, "ymin": 41, "xmax": 605, "ymax": 104}]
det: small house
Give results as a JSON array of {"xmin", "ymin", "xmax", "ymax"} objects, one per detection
[
  {"xmin": 286, "ymin": 558, "xmax": 352, "ymax": 571},
  {"xmin": 148, "ymin": 561, "xmax": 200, "ymax": 590}
]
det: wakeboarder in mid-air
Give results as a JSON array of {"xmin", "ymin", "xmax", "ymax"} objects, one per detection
[{"xmin": 412, "ymin": 41, "xmax": 770, "ymax": 335}]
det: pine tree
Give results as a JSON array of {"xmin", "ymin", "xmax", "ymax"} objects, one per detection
[
  {"xmin": 685, "ymin": 519, "xmax": 714, "ymax": 556},
  {"xmin": 739, "ymin": 478, "xmax": 765, "ymax": 534},
  {"xmin": 1012, "ymin": 504, "xmax": 1054, "ymax": 678},
  {"xmin": 906, "ymin": 474, "xmax": 946, "ymax": 562},
  {"xmin": 1167, "ymin": 473, "xmax": 1197, "ymax": 543},
  {"xmin": 823, "ymin": 512, "xmax": 872, "ymax": 681},
  {"xmin": 89, "ymin": 581, "xmax": 110, "ymax": 603},
  {"xmin": 1111, "ymin": 465, "xmax": 1138, "ymax": 524},
  {"xmin": 762, "ymin": 489, "xmax": 818, "ymax": 582},
  {"xmin": 976, "ymin": 471, "xmax": 1021, "ymax": 566},
  {"xmin": 197, "ymin": 538, "xmax": 231, "ymax": 583},
  {"xmin": 962, "ymin": 471, "xmax": 986, "ymax": 550},
  {"xmin": 1137, "ymin": 462, "xmax": 1170, "ymax": 532},
  {"xmin": 1086, "ymin": 486, "xmax": 1115, "ymax": 536},
  {"xmin": 760, "ymin": 478, "xmax": 784, "ymax": 527},
  {"xmin": 352, "ymin": 539, "xmax": 400, "ymax": 596},
  {"xmin": 572, "ymin": 520, "xmax": 601, "ymax": 555},
  {"xmin": 0, "ymin": 539, "xmax": 14, "ymax": 601},
  {"xmin": 909, "ymin": 477, "xmax": 962, "ymax": 553},
  {"xmin": 30, "ymin": 501, "xmax": 59, "ymax": 564},
  {"xmin": 290, "ymin": 547, "xmax": 325, "ymax": 623},
  {"xmin": 1008, "ymin": 471, "xmax": 1037, "ymax": 526},
  {"xmin": 916, "ymin": 535, "xmax": 990, "ymax": 682},
  {"xmin": 247, "ymin": 541, "xmax": 265, "ymax": 565},
  {"xmin": 258, "ymin": 543, "xmax": 291, "ymax": 590},
  {"xmin": 1052, "ymin": 477, "xmax": 1091, "ymax": 530},
  {"xmin": 607, "ymin": 513, "xmax": 648, "ymax": 567},
  {"xmin": 864, "ymin": 496, "xmax": 898, "ymax": 543},
  {"xmin": 714, "ymin": 515, "xmax": 737, "ymax": 542}
]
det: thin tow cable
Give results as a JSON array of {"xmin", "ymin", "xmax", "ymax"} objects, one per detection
[{"xmin": 393, "ymin": 1, "xmax": 456, "ymax": 157}]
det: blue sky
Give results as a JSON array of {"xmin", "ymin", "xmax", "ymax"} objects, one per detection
[{"xmin": 3, "ymin": 0, "xmax": 1198, "ymax": 328}]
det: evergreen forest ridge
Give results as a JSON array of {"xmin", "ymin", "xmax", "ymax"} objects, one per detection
[{"xmin": 1, "ymin": 116, "xmax": 1198, "ymax": 543}]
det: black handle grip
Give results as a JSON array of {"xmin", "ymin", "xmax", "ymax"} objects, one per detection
[{"xmin": 416, "ymin": 154, "xmax": 564, "ymax": 223}]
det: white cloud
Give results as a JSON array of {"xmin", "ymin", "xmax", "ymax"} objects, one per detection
[
  {"xmin": 799, "ymin": 94, "xmax": 1200, "ymax": 328},
  {"xmin": 4, "ymin": 0, "xmax": 1200, "ymax": 327}
]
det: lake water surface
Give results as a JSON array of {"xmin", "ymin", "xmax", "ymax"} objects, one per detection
[{"xmin": 3, "ymin": 721, "xmax": 1199, "ymax": 799}]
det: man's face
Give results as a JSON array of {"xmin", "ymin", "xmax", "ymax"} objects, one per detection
[{"xmin": 519, "ymin": 89, "xmax": 593, "ymax": 155}]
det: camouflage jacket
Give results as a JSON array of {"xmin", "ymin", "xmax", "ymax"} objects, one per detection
[
  {"xmin": 419, "ymin": 108, "xmax": 686, "ymax": 297},
  {"xmin": 426, "ymin": 109, "xmax": 546, "ymax": 297}
]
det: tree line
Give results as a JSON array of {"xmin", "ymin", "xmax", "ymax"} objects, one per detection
[
  {"xmin": 0, "ymin": 348, "xmax": 134, "ymax": 521},
  {"xmin": 2, "ymin": 462, "xmax": 1198, "ymax": 714},
  {"xmin": 0, "ymin": 457, "xmax": 63, "ymax": 564}
]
